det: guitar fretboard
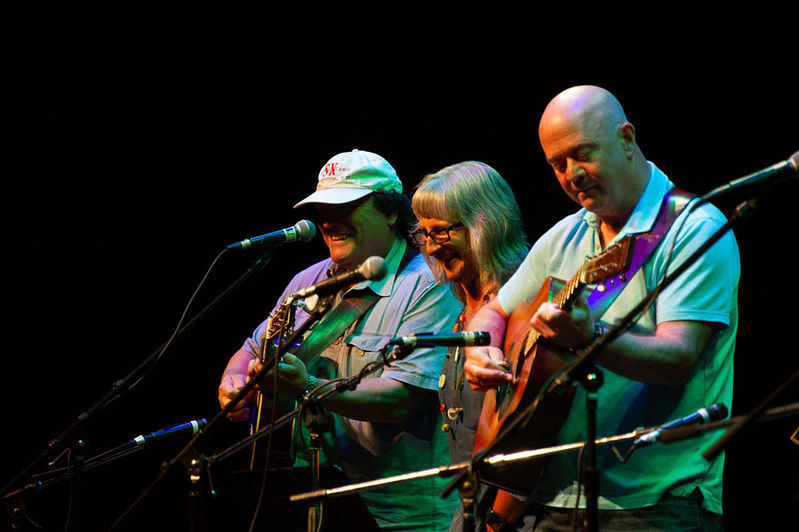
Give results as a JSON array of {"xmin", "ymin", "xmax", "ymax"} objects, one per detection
[{"xmin": 519, "ymin": 265, "xmax": 585, "ymax": 357}]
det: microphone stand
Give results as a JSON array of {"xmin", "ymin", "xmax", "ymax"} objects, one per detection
[
  {"xmin": 1, "ymin": 246, "xmax": 283, "ymax": 532},
  {"xmin": 106, "ymin": 292, "xmax": 317, "ymax": 530},
  {"xmin": 2, "ymin": 247, "xmax": 276, "ymax": 506},
  {"xmin": 4, "ymin": 421, "xmax": 208, "ymax": 530},
  {"xmin": 440, "ymin": 196, "xmax": 758, "ymax": 532}
]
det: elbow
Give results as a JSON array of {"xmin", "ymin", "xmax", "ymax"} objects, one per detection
[
  {"xmin": 658, "ymin": 352, "xmax": 699, "ymax": 386},
  {"xmin": 386, "ymin": 386, "xmax": 432, "ymax": 425},
  {"xmin": 387, "ymin": 404, "xmax": 414, "ymax": 425}
]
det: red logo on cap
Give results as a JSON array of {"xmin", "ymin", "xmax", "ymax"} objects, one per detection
[{"xmin": 322, "ymin": 163, "xmax": 339, "ymax": 178}]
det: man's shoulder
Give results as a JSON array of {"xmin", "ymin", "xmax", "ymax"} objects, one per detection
[
  {"xmin": 296, "ymin": 257, "xmax": 334, "ymax": 278},
  {"xmin": 284, "ymin": 258, "xmax": 333, "ymax": 292},
  {"xmin": 534, "ymin": 210, "xmax": 590, "ymax": 250},
  {"xmin": 396, "ymin": 250, "xmax": 438, "ymax": 287}
]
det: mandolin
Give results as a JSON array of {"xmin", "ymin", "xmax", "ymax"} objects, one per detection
[{"xmin": 249, "ymin": 297, "xmax": 297, "ymax": 470}]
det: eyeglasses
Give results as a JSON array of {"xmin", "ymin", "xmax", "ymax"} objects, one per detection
[{"xmin": 411, "ymin": 222, "xmax": 464, "ymax": 246}]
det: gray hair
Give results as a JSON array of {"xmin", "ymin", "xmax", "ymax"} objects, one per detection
[{"xmin": 411, "ymin": 161, "xmax": 529, "ymax": 302}]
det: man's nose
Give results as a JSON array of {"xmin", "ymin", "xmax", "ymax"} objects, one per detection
[{"xmin": 565, "ymin": 159, "xmax": 590, "ymax": 186}]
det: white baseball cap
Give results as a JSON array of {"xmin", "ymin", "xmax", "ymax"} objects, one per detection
[{"xmin": 294, "ymin": 149, "xmax": 402, "ymax": 208}]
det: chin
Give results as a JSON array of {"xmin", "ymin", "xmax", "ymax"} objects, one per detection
[
  {"xmin": 327, "ymin": 241, "xmax": 354, "ymax": 260},
  {"xmin": 442, "ymin": 263, "xmax": 464, "ymax": 283}
]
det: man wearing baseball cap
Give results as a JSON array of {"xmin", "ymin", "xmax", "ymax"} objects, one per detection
[{"xmin": 219, "ymin": 149, "xmax": 462, "ymax": 530}]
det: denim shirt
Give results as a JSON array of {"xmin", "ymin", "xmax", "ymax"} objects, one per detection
[{"xmin": 242, "ymin": 237, "xmax": 462, "ymax": 530}]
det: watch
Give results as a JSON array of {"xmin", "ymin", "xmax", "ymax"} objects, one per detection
[{"xmin": 570, "ymin": 321, "xmax": 607, "ymax": 354}]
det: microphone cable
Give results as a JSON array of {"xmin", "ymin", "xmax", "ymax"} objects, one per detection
[{"xmin": 116, "ymin": 247, "xmax": 230, "ymax": 400}]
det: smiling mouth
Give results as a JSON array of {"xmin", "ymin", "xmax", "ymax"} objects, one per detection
[
  {"xmin": 322, "ymin": 225, "xmax": 353, "ymax": 242},
  {"xmin": 437, "ymin": 254, "xmax": 461, "ymax": 269}
]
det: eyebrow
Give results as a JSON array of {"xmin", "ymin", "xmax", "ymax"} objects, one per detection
[{"xmin": 546, "ymin": 142, "xmax": 596, "ymax": 165}]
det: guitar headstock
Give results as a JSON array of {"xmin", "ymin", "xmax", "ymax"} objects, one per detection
[{"xmin": 583, "ymin": 235, "xmax": 633, "ymax": 284}]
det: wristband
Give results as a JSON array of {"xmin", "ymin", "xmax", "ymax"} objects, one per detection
[{"xmin": 301, "ymin": 375, "xmax": 319, "ymax": 398}]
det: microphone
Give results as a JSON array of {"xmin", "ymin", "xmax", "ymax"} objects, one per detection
[
  {"xmin": 226, "ymin": 220, "xmax": 316, "ymax": 250},
  {"xmin": 632, "ymin": 403, "xmax": 728, "ymax": 448},
  {"xmin": 130, "ymin": 419, "xmax": 208, "ymax": 447},
  {"xmin": 388, "ymin": 331, "xmax": 491, "ymax": 348},
  {"xmin": 701, "ymin": 151, "xmax": 799, "ymax": 202},
  {"xmin": 292, "ymin": 256, "xmax": 387, "ymax": 298}
]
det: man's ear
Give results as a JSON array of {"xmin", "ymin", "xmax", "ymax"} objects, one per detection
[{"xmin": 618, "ymin": 122, "xmax": 636, "ymax": 158}]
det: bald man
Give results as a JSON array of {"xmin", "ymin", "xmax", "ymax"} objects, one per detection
[{"xmin": 465, "ymin": 86, "xmax": 738, "ymax": 530}]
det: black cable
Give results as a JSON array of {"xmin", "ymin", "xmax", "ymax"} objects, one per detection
[
  {"xmin": 121, "ymin": 248, "xmax": 229, "ymax": 396},
  {"xmin": 248, "ymin": 342, "xmax": 283, "ymax": 532}
]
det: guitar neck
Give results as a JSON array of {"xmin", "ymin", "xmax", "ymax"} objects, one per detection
[
  {"xmin": 521, "ymin": 266, "xmax": 585, "ymax": 355},
  {"xmin": 553, "ymin": 265, "xmax": 586, "ymax": 312}
]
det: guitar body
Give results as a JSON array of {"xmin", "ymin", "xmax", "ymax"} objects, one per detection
[
  {"xmin": 473, "ymin": 236, "xmax": 633, "ymax": 495},
  {"xmin": 474, "ymin": 278, "xmax": 578, "ymax": 495}
]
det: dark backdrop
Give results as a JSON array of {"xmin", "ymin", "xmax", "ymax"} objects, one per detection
[{"xmin": 3, "ymin": 22, "xmax": 797, "ymax": 530}]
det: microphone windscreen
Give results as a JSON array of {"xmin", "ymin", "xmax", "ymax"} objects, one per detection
[
  {"xmin": 359, "ymin": 256, "xmax": 388, "ymax": 281},
  {"xmin": 788, "ymin": 150, "xmax": 799, "ymax": 172},
  {"xmin": 295, "ymin": 220, "xmax": 316, "ymax": 242},
  {"xmin": 708, "ymin": 403, "xmax": 728, "ymax": 421}
]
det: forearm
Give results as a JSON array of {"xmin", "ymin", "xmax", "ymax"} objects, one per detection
[
  {"xmin": 590, "ymin": 321, "xmax": 713, "ymax": 385},
  {"xmin": 313, "ymin": 376, "xmax": 430, "ymax": 424},
  {"xmin": 466, "ymin": 297, "xmax": 509, "ymax": 348},
  {"xmin": 222, "ymin": 348, "xmax": 254, "ymax": 379}
]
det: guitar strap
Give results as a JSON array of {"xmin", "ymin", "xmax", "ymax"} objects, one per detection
[
  {"xmin": 289, "ymin": 245, "xmax": 420, "ymax": 367},
  {"xmin": 585, "ymin": 187, "xmax": 695, "ymax": 319}
]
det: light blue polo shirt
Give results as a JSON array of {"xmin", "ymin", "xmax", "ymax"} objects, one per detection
[{"xmin": 497, "ymin": 163, "xmax": 739, "ymax": 513}]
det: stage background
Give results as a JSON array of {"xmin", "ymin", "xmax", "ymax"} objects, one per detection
[{"xmin": 3, "ymin": 20, "xmax": 797, "ymax": 530}]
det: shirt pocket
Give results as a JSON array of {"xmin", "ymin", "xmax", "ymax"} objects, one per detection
[
  {"xmin": 344, "ymin": 333, "xmax": 391, "ymax": 359},
  {"xmin": 341, "ymin": 334, "xmax": 394, "ymax": 379}
]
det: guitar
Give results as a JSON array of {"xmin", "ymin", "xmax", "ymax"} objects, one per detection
[{"xmin": 474, "ymin": 235, "xmax": 633, "ymax": 494}]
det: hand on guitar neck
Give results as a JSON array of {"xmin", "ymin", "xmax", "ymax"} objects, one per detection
[
  {"xmin": 217, "ymin": 348, "xmax": 313, "ymax": 423},
  {"xmin": 248, "ymin": 353, "xmax": 313, "ymax": 398},
  {"xmin": 529, "ymin": 294, "xmax": 596, "ymax": 354}
]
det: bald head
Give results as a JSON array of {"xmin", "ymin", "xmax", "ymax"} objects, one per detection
[
  {"xmin": 539, "ymin": 85, "xmax": 629, "ymax": 141},
  {"xmin": 537, "ymin": 85, "xmax": 650, "ymax": 230}
]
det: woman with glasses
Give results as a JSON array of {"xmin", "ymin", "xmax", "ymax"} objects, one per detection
[{"xmin": 411, "ymin": 161, "xmax": 529, "ymax": 531}]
